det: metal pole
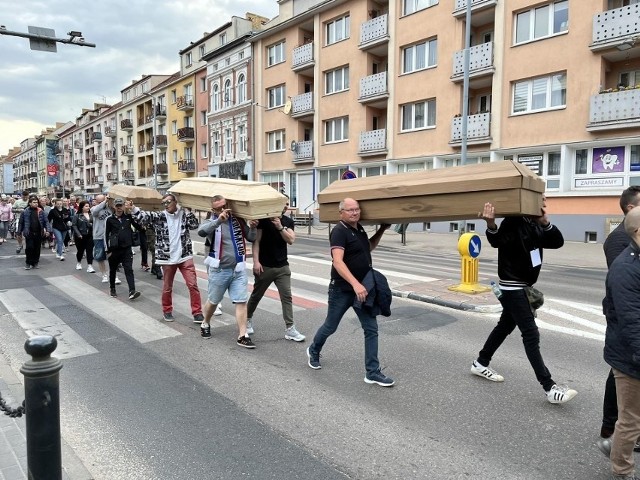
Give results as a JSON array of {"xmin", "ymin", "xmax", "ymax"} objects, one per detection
[
  {"xmin": 153, "ymin": 98, "xmax": 158, "ymax": 190},
  {"xmin": 459, "ymin": 0, "xmax": 472, "ymax": 235},
  {"xmin": 20, "ymin": 335, "xmax": 62, "ymax": 480}
]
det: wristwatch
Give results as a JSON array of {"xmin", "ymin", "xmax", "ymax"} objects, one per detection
[{"xmin": 279, "ymin": 226, "xmax": 288, "ymax": 232}]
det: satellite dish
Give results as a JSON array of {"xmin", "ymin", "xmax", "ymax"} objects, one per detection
[
  {"xmin": 290, "ymin": 140, "xmax": 297, "ymax": 152},
  {"xmin": 282, "ymin": 100, "xmax": 292, "ymax": 115}
]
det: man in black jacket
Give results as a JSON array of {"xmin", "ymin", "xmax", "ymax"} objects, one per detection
[
  {"xmin": 470, "ymin": 197, "xmax": 578, "ymax": 404},
  {"xmin": 597, "ymin": 206, "xmax": 640, "ymax": 479},
  {"xmin": 600, "ymin": 186, "xmax": 640, "ymax": 444},
  {"xmin": 105, "ymin": 198, "xmax": 140, "ymax": 300}
]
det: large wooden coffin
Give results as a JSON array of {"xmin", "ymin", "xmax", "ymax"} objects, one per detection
[
  {"xmin": 318, "ymin": 161, "xmax": 545, "ymax": 224},
  {"xmin": 108, "ymin": 184, "xmax": 163, "ymax": 211},
  {"xmin": 169, "ymin": 178, "xmax": 288, "ymax": 220}
]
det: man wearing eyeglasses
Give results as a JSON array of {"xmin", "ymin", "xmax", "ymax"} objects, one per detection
[
  {"xmin": 306, "ymin": 197, "xmax": 394, "ymax": 386},
  {"xmin": 132, "ymin": 194, "xmax": 202, "ymax": 323},
  {"xmin": 198, "ymin": 195, "xmax": 258, "ymax": 348}
]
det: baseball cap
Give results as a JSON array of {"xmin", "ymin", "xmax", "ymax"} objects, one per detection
[{"xmin": 113, "ymin": 197, "xmax": 125, "ymax": 206}]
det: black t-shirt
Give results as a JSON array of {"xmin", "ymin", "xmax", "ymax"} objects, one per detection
[
  {"xmin": 330, "ymin": 221, "xmax": 372, "ymax": 292},
  {"xmin": 256, "ymin": 215, "xmax": 294, "ymax": 268}
]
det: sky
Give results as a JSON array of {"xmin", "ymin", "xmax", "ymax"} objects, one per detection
[{"xmin": 0, "ymin": 0, "xmax": 279, "ymax": 155}]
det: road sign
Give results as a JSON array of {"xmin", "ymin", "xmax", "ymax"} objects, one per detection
[
  {"xmin": 28, "ymin": 26, "xmax": 57, "ymax": 52},
  {"xmin": 341, "ymin": 170, "xmax": 356, "ymax": 180},
  {"xmin": 457, "ymin": 233, "xmax": 481, "ymax": 258}
]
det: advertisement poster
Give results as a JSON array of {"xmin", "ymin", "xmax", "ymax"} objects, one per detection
[
  {"xmin": 46, "ymin": 139, "xmax": 60, "ymax": 187},
  {"xmin": 592, "ymin": 146, "xmax": 625, "ymax": 173}
]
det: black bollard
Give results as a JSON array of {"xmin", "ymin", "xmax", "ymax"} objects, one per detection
[{"xmin": 20, "ymin": 335, "xmax": 63, "ymax": 480}]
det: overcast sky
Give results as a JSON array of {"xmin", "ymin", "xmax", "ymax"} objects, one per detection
[{"xmin": 0, "ymin": 0, "xmax": 278, "ymax": 155}]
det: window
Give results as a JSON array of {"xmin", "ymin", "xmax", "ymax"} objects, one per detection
[
  {"xmin": 267, "ymin": 42, "xmax": 285, "ymax": 66},
  {"xmin": 478, "ymin": 94, "xmax": 492, "ymax": 113},
  {"xmin": 224, "ymin": 80, "xmax": 232, "ymax": 107},
  {"xmin": 184, "ymin": 116, "xmax": 193, "ymax": 128},
  {"xmin": 403, "ymin": 0, "xmax": 438, "ymax": 16},
  {"xmin": 325, "ymin": 117, "xmax": 349, "ymax": 143},
  {"xmin": 171, "ymin": 121, "xmax": 177, "ymax": 134},
  {"xmin": 512, "ymin": 72, "xmax": 566, "ymax": 114},
  {"xmin": 402, "ymin": 38, "xmax": 437, "ymax": 74},
  {"xmin": 185, "ymin": 52, "xmax": 193, "ymax": 67},
  {"xmin": 171, "ymin": 90, "xmax": 177, "ymax": 103},
  {"xmin": 268, "ymin": 85, "xmax": 286, "ymax": 108},
  {"xmin": 547, "ymin": 152, "xmax": 561, "ymax": 176},
  {"xmin": 326, "ymin": 15, "xmax": 350, "ymax": 45},
  {"xmin": 184, "ymin": 146, "xmax": 193, "ymax": 161},
  {"xmin": 575, "ymin": 149, "xmax": 588, "ymax": 174},
  {"xmin": 224, "ymin": 128, "xmax": 233, "ymax": 156},
  {"xmin": 199, "ymin": 45, "xmax": 205, "ymax": 59},
  {"xmin": 401, "ymin": 99, "xmax": 436, "ymax": 131},
  {"xmin": 325, "ymin": 66, "xmax": 349, "ymax": 94},
  {"xmin": 238, "ymin": 124, "xmax": 247, "ymax": 153},
  {"xmin": 631, "ymin": 145, "xmax": 640, "ymax": 172},
  {"xmin": 268, "ymin": 130, "xmax": 286, "ymax": 152},
  {"xmin": 212, "ymin": 85, "xmax": 220, "ymax": 112},
  {"xmin": 220, "ymin": 33, "xmax": 227, "ymax": 46},
  {"xmin": 200, "ymin": 77, "xmax": 207, "ymax": 92},
  {"xmin": 212, "ymin": 131, "xmax": 220, "ymax": 158},
  {"xmin": 515, "ymin": 1, "xmax": 568, "ymax": 44},
  {"xmin": 620, "ymin": 69, "xmax": 640, "ymax": 87},
  {"xmin": 201, "ymin": 143, "xmax": 208, "ymax": 158},
  {"xmin": 319, "ymin": 167, "xmax": 348, "ymax": 191},
  {"xmin": 237, "ymin": 74, "xmax": 247, "ymax": 103},
  {"xmin": 201, "ymin": 111, "xmax": 207, "ymax": 126},
  {"xmin": 172, "ymin": 150, "xmax": 178, "ymax": 164}
]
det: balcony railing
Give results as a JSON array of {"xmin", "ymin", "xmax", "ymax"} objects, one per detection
[
  {"xmin": 587, "ymin": 88, "xmax": 640, "ymax": 131},
  {"xmin": 450, "ymin": 113, "xmax": 492, "ymax": 144},
  {"xmin": 177, "ymin": 160, "xmax": 196, "ymax": 172},
  {"xmin": 155, "ymin": 135, "xmax": 168, "ymax": 148},
  {"xmin": 359, "ymin": 72, "xmax": 388, "ymax": 102},
  {"xmin": 177, "ymin": 95, "xmax": 194, "ymax": 110},
  {"xmin": 120, "ymin": 119, "xmax": 133, "ymax": 130},
  {"xmin": 359, "ymin": 14, "xmax": 389, "ymax": 49},
  {"xmin": 177, "ymin": 127, "xmax": 195, "ymax": 142},
  {"xmin": 292, "ymin": 42, "xmax": 314, "ymax": 71},
  {"xmin": 92, "ymin": 154, "xmax": 103, "ymax": 163},
  {"xmin": 121, "ymin": 145, "xmax": 134, "ymax": 156},
  {"xmin": 105, "ymin": 149, "xmax": 117, "ymax": 160},
  {"xmin": 122, "ymin": 169, "xmax": 135, "ymax": 179},
  {"xmin": 107, "ymin": 173, "xmax": 118, "ymax": 181},
  {"xmin": 592, "ymin": 4, "xmax": 640, "ymax": 50},
  {"xmin": 137, "ymin": 117, "xmax": 145, "ymax": 127},
  {"xmin": 138, "ymin": 144, "xmax": 146, "ymax": 153},
  {"xmin": 291, "ymin": 92, "xmax": 313, "ymax": 118},
  {"xmin": 155, "ymin": 163, "xmax": 169, "ymax": 174},
  {"xmin": 105, "ymin": 126, "xmax": 117, "ymax": 137},
  {"xmin": 92, "ymin": 132, "xmax": 102, "ymax": 142},
  {"xmin": 74, "ymin": 159, "xmax": 83, "ymax": 167},
  {"xmin": 155, "ymin": 106, "xmax": 167, "ymax": 119},
  {"xmin": 75, "ymin": 179, "xmax": 84, "ymax": 186},
  {"xmin": 452, "ymin": 42, "xmax": 494, "ymax": 79},
  {"xmin": 73, "ymin": 140, "xmax": 82, "ymax": 149},
  {"xmin": 358, "ymin": 129, "xmax": 387, "ymax": 156},
  {"xmin": 293, "ymin": 140, "xmax": 313, "ymax": 162},
  {"xmin": 453, "ymin": 0, "xmax": 497, "ymax": 17}
]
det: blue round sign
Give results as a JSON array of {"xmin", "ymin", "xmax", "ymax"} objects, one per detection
[
  {"xmin": 467, "ymin": 234, "xmax": 481, "ymax": 258},
  {"xmin": 458, "ymin": 233, "xmax": 482, "ymax": 258},
  {"xmin": 341, "ymin": 170, "xmax": 357, "ymax": 180}
]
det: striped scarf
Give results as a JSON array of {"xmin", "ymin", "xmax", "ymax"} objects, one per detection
[{"xmin": 208, "ymin": 215, "xmax": 246, "ymax": 271}]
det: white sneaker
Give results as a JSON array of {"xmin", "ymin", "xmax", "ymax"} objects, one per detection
[
  {"xmin": 60, "ymin": 255, "xmax": 65, "ymax": 261},
  {"xmin": 470, "ymin": 361, "xmax": 504, "ymax": 382},
  {"xmin": 56, "ymin": 254, "xmax": 61, "ymax": 259},
  {"xmin": 246, "ymin": 319, "xmax": 254, "ymax": 335},
  {"xmin": 76, "ymin": 263, "xmax": 82, "ymax": 270},
  {"xmin": 546, "ymin": 384, "xmax": 577, "ymax": 404},
  {"xmin": 285, "ymin": 326, "xmax": 306, "ymax": 342},
  {"xmin": 214, "ymin": 305, "xmax": 222, "ymax": 316},
  {"xmin": 102, "ymin": 274, "xmax": 108, "ymax": 283},
  {"xmin": 115, "ymin": 277, "xmax": 122, "ymax": 285},
  {"xmin": 87, "ymin": 265, "xmax": 95, "ymax": 273}
]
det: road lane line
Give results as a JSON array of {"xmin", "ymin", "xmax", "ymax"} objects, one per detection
[{"xmin": 539, "ymin": 307, "xmax": 606, "ymax": 333}]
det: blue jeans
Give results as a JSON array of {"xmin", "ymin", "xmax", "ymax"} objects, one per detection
[
  {"xmin": 52, "ymin": 228, "xmax": 65, "ymax": 256},
  {"xmin": 477, "ymin": 288, "xmax": 555, "ymax": 391},
  {"xmin": 311, "ymin": 285, "xmax": 380, "ymax": 375}
]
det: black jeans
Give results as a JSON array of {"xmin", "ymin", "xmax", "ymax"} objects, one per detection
[
  {"xmin": 25, "ymin": 233, "xmax": 42, "ymax": 267},
  {"xmin": 108, "ymin": 247, "xmax": 135, "ymax": 291},
  {"xmin": 602, "ymin": 369, "xmax": 618, "ymax": 433},
  {"xmin": 138, "ymin": 229, "xmax": 148, "ymax": 266},
  {"xmin": 477, "ymin": 288, "xmax": 555, "ymax": 391}
]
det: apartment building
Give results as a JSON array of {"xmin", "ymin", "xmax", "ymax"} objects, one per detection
[
  {"xmin": 1, "ymin": 149, "xmax": 19, "ymax": 194},
  {"xmin": 12, "ymin": 139, "xmax": 36, "ymax": 195},
  {"xmin": 251, "ymin": 0, "xmax": 640, "ymax": 242}
]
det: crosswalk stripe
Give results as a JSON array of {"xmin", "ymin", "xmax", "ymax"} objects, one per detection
[
  {"xmin": 0, "ymin": 289, "xmax": 98, "ymax": 360},
  {"xmin": 536, "ymin": 319, "xmax": 605, "ymax": 342},
  {"xmin": 545, "ymin": 298, "xmax": 604, "ymax": 316},
  {"xmin": 47, "ymin": 275, "xmax": 181, "ymax": 343},
  {"xmin": 538, "ymin": 307, "xmax": 606, "ymax": 333}
]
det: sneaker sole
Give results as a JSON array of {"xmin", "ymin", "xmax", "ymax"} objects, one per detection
[
  {"xmin": 129, "ymin": 292, "xmax": 141, "ymax": 300},
  {"xmin": 285, "ymin": 334, "xmax": 306, "ymax": 342},
  {"xmin": 547, "ymin": 390, "xmax": 578, "ymax": 404},
  {"xmin": 306, "ymin": 347, "xmax": 321, "ymax": 369},
  {"xmin": 201, "ymin": 332, "xmax": 211, "ymax": 339},
  {"xmin": 364, "ymin": 377, "xmax": 395, "ymax": 387},
  {"xmin": 193, "ymin": 319, "xmax": 203, "ymax": 324},
  {"xmin": 237, "ymin": 342, "xmax": 255, "ymax": 349},
  {"xmin": 163, "ymin": 316, "xmax": 175, "ymax": 322},
  {"xmin": 470, "ymin": 365, "xmax": 504, "ymax": 382}
]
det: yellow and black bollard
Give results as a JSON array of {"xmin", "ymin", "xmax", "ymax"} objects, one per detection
[{"xmin": 448, "ymin": 233, "xmax": 491, "ymax": 294}]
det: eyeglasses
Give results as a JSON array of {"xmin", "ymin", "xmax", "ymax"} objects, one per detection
[
  {"xmin": 212, "ymin": 205, "xmax": 227, "ymax": 213},
  {"xmin": 341, "ymin": 208, "xmax": 361, "ymax": 213},
  {"xmin": 161, "ymin": 200, "xmax": 174, "ymax": 206}
]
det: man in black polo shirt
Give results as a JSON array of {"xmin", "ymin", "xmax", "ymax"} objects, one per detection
[
  {"xmin": 246, "ymin": 196, "xmax": 305, "ymax": 342},
  {"xmin": 306, "ymin": 197, "xmax": 394, "ymax": 386}
]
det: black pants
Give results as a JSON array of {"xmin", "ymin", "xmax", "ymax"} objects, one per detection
[
  {"xmin": 108, "ymin": 247, "xmax": 135, "ymax": 291},
  {"xmin": 75, "ymin": 235, "xmax": 94, "ymax": 264},
  {"xmin": 477, "ymin": 288, "xmax": 555, "ymax": 391},
  {"xmin": 602, "ymin": 369, "xmax": 618, "ymax": 433},
  {"xmin": 138, "ymin": 229, "xmax": 148, "ymax": 266},
  {"xmin": 25, "ymin": 233, "xmax": 42, "ymax": 267}
]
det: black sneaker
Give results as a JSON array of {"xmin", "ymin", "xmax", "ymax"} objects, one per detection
[
  {"xmin": 162, "ymin": 312, "xmax": 175, "ymax": 322},
  {"xmin": 306, "ymin": 346, "xmax": 321, "ymax": 369},
  {"xmin": 110, "ymin": 288, "xmax": 117, "ymax": 297},
  {"xmin": 237, "ymin": 335, "xmax": 255, "ymax": 349},
  {"xmin": 200, "ymin": 323, "xmax": 211, "ymax": 338},
  {"xmin": 364, "ymin": 370, "xmax": 395, "ymax": 387},
  {"xmin": 16, "ymin": 246, "xmax": 22, "ymax": 254},
  {"xmin": 193, "ymin": 313, "xmax": 204, "ymax": 324},
  {"xmin": 128, "ymin": 290, "xmax": 141, "ymax": 300}
]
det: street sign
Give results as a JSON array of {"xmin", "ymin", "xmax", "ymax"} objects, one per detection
[
  {"xmin": 28, "ymin": 26, "xmax": 57, "ymax": 52},
  {"xmin": 458, "ymin": 233, "xmax": 481, "ymax": 258}
]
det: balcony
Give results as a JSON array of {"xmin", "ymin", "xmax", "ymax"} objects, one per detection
[
  {"xmin": 91, "ymin": 175, "xmax": 104, "ymax": 185},
  {"xmin": 591, "ymin": 4, "xmax": 640, "ymax": 56},
  {"xmin": 75, "ymin": 179, "xmax": 84, "ymax": 187},
  {"xmin": 177, "ymin": 160, "xmax": 196, "ymax": 172},
  {"xmin": 155, "ymin": 106, "xmax": 167, "ymax": 120},
  {"xmin": 155, "ymin": 135, "xmax": 168, "ymax": 149},
  {"xmin": 92, "ymin": 132, "xmax": 102, "ymax": 142},
  {"xmin": 28, "ymin": 172, "xmax": 37, "ymax": 179},
  {"xmin": 453, "ymin": 0, "xmax": 498, "ymax": 19},
  {"xmin": 107, "ymin": 173, "xmax": 118, "ymax": 181},
  {"xmin": 451, "ymin": 42, "xmax": 495, "ymax": 88},
  {"xmin": 105, "ymin": 149, "xmax": 117, "ymax": 160},
  {"xmin": 177, "ymin": 127, "xmax": 195, "ymax": 142},
  {"xmin": 587, "ymin": 88, "xmax": 640, "ymax": 132},
  {"xmin": 358, "ymin": 72, "xmax": 389, "ymax": 107},
  {"xmin": 359, "ymin": 14, "xmax": 389, "ymax": 56},
  {"xmin": 121, "ymin": 145, "xmax": 134, "ymax": 156},
  {"xmin": 64, "ymin": 144, "xmax": 70, "ymax": 151},
  {"xmin": 145, "ymin": 114, "xmax": 155, "ymax": 124},
  {"xmin": 176, "ymin": 95, "xmax": 194, "ymax": 111},
  {"xmin": 155, "ymin": 163, "xmax": 169, "ymax": 174},
  {"xmin": 138, "ymin": 169, "xmax": 148, "ymax": 178},
  {"xmin": 292, "ymin": 42, "xmax": 314, "ymax": 73},
  {"xmin": 293, "ymin": 140, "xmax": 313, "ymax": 163},
  {"xmin": 105, "ymin": 126, "xmax": 117, "ymax": 137},
  {"xmin": 73, "ymin": 140, "xmax": 83, "ymax": 149},
  {"xmin": 138, "ymin": 144, "xmax": 146, "ymax": 153},
  {"xmin": 64, "ymin": 162, "xmax": 71, "ymax": 169},
  {"xmin": 450, "ymin": 113, "xmax": 492, "ymax": 145},
  {"xmin": 92, "ymin": 154, "xmax": 103, "ymax": 163},
  {"xmin": 291, "ymin": 92, "xmax": 314, "ymax": 119},
  {"xmin": 122, "ymin": 169, "xmax": 135, "ymax": 179},
  {"xmin": 120, "ymin": 119, "xmax": 134, "ymax": 131},
  {"xmin": 358, "ymin": 129, "xmax": 387, "ymax": 157},
  {"xmin": 75, "ymin": 159, "xmax": 84, "ymax": 167}
]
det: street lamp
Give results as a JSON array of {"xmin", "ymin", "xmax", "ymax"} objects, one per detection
[{"xmin": 142, "ymin": 92, "xmax": 158, "ymax": 190}]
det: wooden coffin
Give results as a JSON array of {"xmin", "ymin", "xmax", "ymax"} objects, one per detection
[
  {"xmin": 317, "ymin": 161, "xmax": 545, "ymax": 224},
  {"xmin": 169, "ymin": 178, "xmax": 288, "ymax": 220},
  {"xmin": 108, "ymin": 184, "xmax": 163, "ymax": 211}
]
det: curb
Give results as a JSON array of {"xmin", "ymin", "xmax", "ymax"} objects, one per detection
[{"xmin": 392, "ymin": 290, "xmax": 502, "ymax": 313}]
